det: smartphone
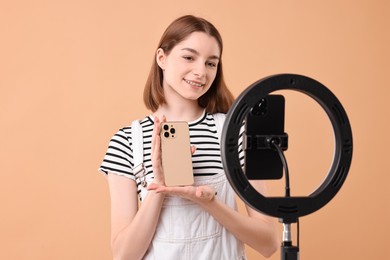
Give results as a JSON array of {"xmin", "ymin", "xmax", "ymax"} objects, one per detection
[
  {"xmin": 160, "ymin": 121, "xmax": 194, "ymax": 186},
  {"xmin": 244, "ymin": 95, "xmax": 286, "ymax": 180}
]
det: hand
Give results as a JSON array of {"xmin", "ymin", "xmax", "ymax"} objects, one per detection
[
  {"xmin": 151, "ymin": 115, "xmax": 196, "ymax": 186},
  {"xmin": 151, "ymin": 115, "xmax": 166, "ymax": 185},
  {"xmin": 147, "ymin": 184, "xmax": 217, "ymax": 204}
]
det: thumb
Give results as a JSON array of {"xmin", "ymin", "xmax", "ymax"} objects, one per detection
[
  {"xmin": 147, "ymin": 183, "xmax": 159, "ymax": 191},
  {"xmin": 190, "ymin": 145, "xmax": 197, "ymax": 155}
]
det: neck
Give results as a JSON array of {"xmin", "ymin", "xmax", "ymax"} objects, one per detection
[
  {"xmin": 154, "ymin": 102, "xmax": 204, "ymax": 122},
  {"xmin": 154, "ymin": 83, "xmax": 206, "ymax": 122}
]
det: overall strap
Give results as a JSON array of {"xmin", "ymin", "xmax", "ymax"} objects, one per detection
[
  {"xmin": 213, "ymin": 113, "xmax": 226, "ymax": 141},
  {"xmin": 131, "ymin": 120, "xmax": 147, "ymax": 187}
]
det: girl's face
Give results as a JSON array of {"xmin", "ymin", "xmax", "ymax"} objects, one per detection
[{"xmin": 157, "ymin": 32, "xmax": 220, "ymax": 104}]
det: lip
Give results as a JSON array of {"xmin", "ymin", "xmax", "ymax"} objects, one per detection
[{"xmin": 184, "ymin": 79, "xmax": 205, "ymax": 87}]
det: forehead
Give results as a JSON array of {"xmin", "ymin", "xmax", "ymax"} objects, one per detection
[{"xmin": 173, "ymin": 32, "xmax": 221, "ymax": 56}]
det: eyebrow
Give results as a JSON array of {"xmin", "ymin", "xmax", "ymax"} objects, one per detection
[{"xmin": 181, "ymin": 48, "xmax": 220, "ymax": 60}]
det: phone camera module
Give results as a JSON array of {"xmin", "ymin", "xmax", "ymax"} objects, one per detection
[{"xmin": 251, "ymin": 98, "xmax": 268, "ymax": 116}]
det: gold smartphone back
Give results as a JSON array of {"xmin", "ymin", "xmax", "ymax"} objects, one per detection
[{"xmin": 160, "ymin": 121, "xmax": 194, "ymax": 186}]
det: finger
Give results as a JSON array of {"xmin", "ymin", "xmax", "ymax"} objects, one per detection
[
  {"xmin": 151, "ymin": 117, "xmax": 161, "ymax": 158},
  {"xmin": 154, "ymin": 132, "xmax": 161, "ymax": 158},
  {"xmin": 157, "ymin": 186, "xmax": 190, "ymax": 196},
  {"xmin": 190, "ymin": 145, "xmax": 196, "ymax": 155},
  {"xmin": 152, "ymin": 116, "xmax": 161, "ymax": 140},
  {"xmin": 196, "ymin": 186, "xmax": 215, "ymax": 200},
  {"xmin": 195, "ymin": 188, "xmax": 203, "ymax": 198},
  {"xmin": 147, "ymin": 183, "xmax": 168, "ymax": 193},
  {"xmin": 147, "ymin": 183, "xmax": 159, "ymax": 190}
]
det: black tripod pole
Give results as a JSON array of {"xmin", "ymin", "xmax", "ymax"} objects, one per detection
[{"xmin": 281, "ymin": 222, "xmax": 299, "ymax": 260}]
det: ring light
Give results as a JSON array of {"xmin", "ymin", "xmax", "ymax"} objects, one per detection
[{"xmin": 221, "ymin": 74, "xmax": 353, "ymax": 223}]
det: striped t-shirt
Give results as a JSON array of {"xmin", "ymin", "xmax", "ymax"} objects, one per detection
[{"xmin": 99, "ymin": 112, "xmax": 243, "ymax": 192}]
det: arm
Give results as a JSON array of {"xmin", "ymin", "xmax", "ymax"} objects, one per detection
[
  {"xmin": 108, "ymin": 175, "xmax": 165, "ymax": 260},
  {"xmin": 201, "ymin": 180, "xmax": 280, "ymax": 258},
  {"xmin": 107, "ymin": 117, "xmax": 167, "ymax": 260},
  {"xmin": 147, "ymin": 181, "xmax": 280, "ymax": 258},
  {"xmin": 201, "ymin": 198, "xmax": 279, "ymax": 258}
]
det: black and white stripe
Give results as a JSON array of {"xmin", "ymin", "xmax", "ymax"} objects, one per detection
[{"xmin": 99, "ymin": 112, "xmax": 244, "ymax": 192}]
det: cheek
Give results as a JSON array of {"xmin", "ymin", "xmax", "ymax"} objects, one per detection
[
  {"xmin": 207, "ymin": 70, "xmax": 218, "ymax": 84},
  {"xmin": 164, "ymin": 70, "xmax": 179, "ymax": 83}
]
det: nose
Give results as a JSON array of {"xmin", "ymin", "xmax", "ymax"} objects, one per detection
[{"xmin": 192, "ymin": 61, "xmax": 206, "ymax": 78}]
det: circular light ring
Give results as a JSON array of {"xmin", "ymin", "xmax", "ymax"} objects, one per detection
[{"xmin": 221, "ymin": 74, "xmax": 353, "ymax": 222}]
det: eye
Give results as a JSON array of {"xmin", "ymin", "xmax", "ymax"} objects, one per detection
[
  {"xmin": 207, "ymin": 61, "xmax": 217, "ymax": 68},
  {"xmin": 183, "ymin": 56, "xmax": 194, "ymax": 61}
]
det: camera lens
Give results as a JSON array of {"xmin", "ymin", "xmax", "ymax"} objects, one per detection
[
  {"xmin": 164, "ymin": 132, "xmax": 169, "ymax": 138},
  {"xmin": 170, "ymin": 128, "xmax": 175, "ymax": 134},
  {"xmin": 163, "ymin": 124, "xmax": 169, "ymax": 131},
  {"xmin": 251, "ymin": 98, "xmax": 268, "ymax": 116}
]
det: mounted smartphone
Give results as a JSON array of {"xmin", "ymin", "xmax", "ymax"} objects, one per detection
[
  {"xmin": 244, "ymin": 95, "xmax": 286, "ymax": 180},
  {"xmin": 160, "ymin": 121, "xmax": 194, "ymax": 186}
]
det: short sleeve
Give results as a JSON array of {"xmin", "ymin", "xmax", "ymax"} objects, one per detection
[
  {"xmin": 238, "ymin": 124, "xmax": 245, "ymax": 167},
  {"xmin": 99, "ymin": 128, "xmax": 135, "ymax": 180}
]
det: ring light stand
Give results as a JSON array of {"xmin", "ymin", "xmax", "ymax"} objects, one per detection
[{"xmin": 221, "ymin": 74, "xmax": 353, "ymax": 259}]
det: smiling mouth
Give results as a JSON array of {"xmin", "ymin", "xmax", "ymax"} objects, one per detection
[{"xmin": 184, "ymin": 79, "xmax": 205, "ymax": 87}]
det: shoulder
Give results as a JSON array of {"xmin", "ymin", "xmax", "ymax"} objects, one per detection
[
  {"xmin": 201, "ymin": 112, "xmax": 226, "ymax": 122},
  {"xmin": 109, "ymin": 116, "xmax": 153, "ymax": 146},
  {"xmin": 209, "ymin": 113, "xmax": 226, "ymax": 135},
  {"xmin": 211, "ymin": 112, "xmax": 226, "ymax": 122},
  {"xmin": 138, "ymin": 116, "xmax": 154, "ymax": 132},
  {"xmin": 193, "ymin": 112, "xmax": 226, "ymax": 129},
  {"xmin": 120, "ymin": 116, "xmax": 154, "ymax": 134}
]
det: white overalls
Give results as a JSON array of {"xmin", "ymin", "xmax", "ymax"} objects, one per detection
[
  {"xmin": 139, "ymin": 172, "xmax": 246, "ymax": 260},
  {"xmin": 133, "ymin": 113, "xmax": 246, "ymax": 259}
]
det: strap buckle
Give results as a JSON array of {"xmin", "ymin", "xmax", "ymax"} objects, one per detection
[{"xmin": 133, "ymin": 163, "xmax": 147, "ymax": 187}]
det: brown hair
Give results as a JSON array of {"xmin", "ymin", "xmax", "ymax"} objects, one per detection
[{"xmin": 143, "ymin": 15, "xmax": 234, "ymax": 113}]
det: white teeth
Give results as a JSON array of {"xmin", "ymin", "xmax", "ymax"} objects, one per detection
[{"xmin": 185, "ymin": 79, "xmax": 204, "ymax": 87}]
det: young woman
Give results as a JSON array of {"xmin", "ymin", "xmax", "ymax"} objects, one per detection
[{"xmin": 99, "ymin": 15, "xmax": 279, "ymax": 260}]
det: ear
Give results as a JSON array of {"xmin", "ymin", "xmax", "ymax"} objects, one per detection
[{"xmin": 156, "ymin": 48, "xmax": 166, "ymax": 70}]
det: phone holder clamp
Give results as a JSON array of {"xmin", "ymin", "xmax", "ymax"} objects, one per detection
[{"xmin": 245, "ymin": 133, "xmax": 288, "ymax": 151}]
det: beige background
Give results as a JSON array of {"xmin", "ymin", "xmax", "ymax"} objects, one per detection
[{"xmin": 1, "ymin": 0, "xmax": 389, "ymax": 259}]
